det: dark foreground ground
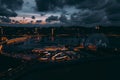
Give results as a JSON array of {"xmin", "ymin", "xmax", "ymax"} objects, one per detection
[
  {"xmin": 0, "ymin": 26, "xmax": 120, "ymax": 80},
  {"xmin": 0, "ymin": 55, "xmax": 22, "ymax": 72},
  {"xmin": 1, "ymin": 55, "xmax": 120, "ymax": 80},
  {"xmin": 19, "ymin": 57, "xmax": 120, "ymax": 80}
]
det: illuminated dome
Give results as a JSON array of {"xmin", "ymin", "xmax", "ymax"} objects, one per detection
[{"xmin": 85, "ymin": 34, "xmax": 109, "ymax": 48}]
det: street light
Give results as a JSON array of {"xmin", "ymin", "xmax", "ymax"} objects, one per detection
[{"xmin": 0, "ymin": 27, "xmax": 3, "ymax": 35}]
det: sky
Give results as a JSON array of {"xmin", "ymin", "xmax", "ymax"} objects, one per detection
[{"xmin": 0, "ymin": 0, "xmax": 120, "ymax": 27}]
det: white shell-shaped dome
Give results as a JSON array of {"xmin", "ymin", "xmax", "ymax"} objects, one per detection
[{"xmin": 85, "ymin": 33, "xmax": 109, "ymax": 48}]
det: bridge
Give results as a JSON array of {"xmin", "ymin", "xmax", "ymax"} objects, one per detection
[
  {"xmin": 6, "ymin": 36, "xmax": 31, "ymax": 45},
  {"xmin": 0, "ymin": 36, "xmax": 31, "ymax": 45},
  {"xmin": 0, "ymin": 36, "xmax": 32, "ymax": 53}
]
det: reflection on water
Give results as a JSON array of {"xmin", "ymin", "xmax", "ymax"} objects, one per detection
[
  {"xmin": 17, "ymin": 36, "xmax": 83, "ymax": 50},
  {"xmin": 2, "ymin": 34, "xmax": 120, "ymax": 52},
  {"xmin": 1, "ymin": 33, "xmax": 120, "ymax": 59}
]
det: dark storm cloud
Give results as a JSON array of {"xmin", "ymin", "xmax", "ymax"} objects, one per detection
[
  {"xmin": 35, "ymin": 0, "xmax": 110, "ymax": 11},
  {"xmin": 59, "ymin": 14, "xmax": 68, "ymax": 23},
  {"xmin": 0, "ymin": 0, "xmax": 23, "ymax": 17},
  {"xmin": 1, "ymin": 0, "xmax": 23, "ymax": 10},
  {"xmin": 0, "ymin": 0, "xmax": 120, "ymax": 26},
  {"xmin": 69, "ymin": 10, "xmax": 109, "ymax": 25},
  {"xmin": 35, "ymin": 0, "xmax": 85, "ymax": 11},
  {"xmin": 0, "ymin": 7, "xmax": 17, "ymax": 17},
  {"xmin": 0, "ymin": 17, "xmax": 11, "ymax": 23},
  {"xmin": 46, "ymin": 15, "xmax": 59, "ymax": 22},
  {"xmin": 34, "ymin": 0, "xmax": 120, "ymax": 26},
  {"xmin": 105, "ymin": 1, "xmax": 120, "ymax": 25},
  {"xmin": 36, "ymin": 20, "xmax": 42, "ymax": 23}
]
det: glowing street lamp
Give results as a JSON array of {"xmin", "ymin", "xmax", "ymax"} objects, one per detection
[{"xmin": 95, "ymin": 26, "xmax": 100, "ymax": 30}]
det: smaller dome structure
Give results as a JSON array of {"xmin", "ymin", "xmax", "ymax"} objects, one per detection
[{"xmin": 85, "ymin": 34, "xmax": 109, "ymax": 49}]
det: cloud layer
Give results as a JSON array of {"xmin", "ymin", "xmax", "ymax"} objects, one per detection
[
  {"xmin": 0, "ymin": 0, "xmax": 23, "ymax": 17},
  {"xmin": 0, "ymin": 0, "xmax": 120, "ymax": 26}
]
